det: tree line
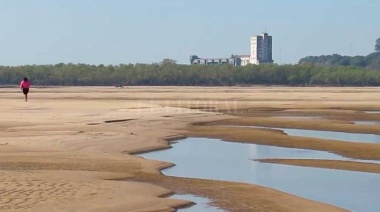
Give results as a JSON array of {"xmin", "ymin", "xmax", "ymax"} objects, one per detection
[
  {"xmin": 1, "ymin": 63, "xmax": 380, "ymax": 87},
  {"xmin": 299, "ymin": 38, "xmax": 380, "ymax": 70},
  {"xmin": 299, "ymin": 53, "xmax": 380, "ymax": 70}
]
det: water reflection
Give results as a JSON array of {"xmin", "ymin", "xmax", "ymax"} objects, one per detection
[{"xmin": 139, "ymin": 138, "xmax": 380, "ymax": 212}]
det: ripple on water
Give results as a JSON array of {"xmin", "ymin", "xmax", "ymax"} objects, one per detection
[{"xmin": 139, "ymin": 138, "xmax": 380, "ymax": 212}]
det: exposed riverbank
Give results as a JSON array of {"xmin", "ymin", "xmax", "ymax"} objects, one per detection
[
  {"xmin": 126, "ymin": 172, "xmax": 348, "ymax": 212},
  {"xmin": 2, "ymin": 86, "xmax": 380, "ymax": 211}
]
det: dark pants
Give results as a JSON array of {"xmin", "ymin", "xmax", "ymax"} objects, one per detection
[{"xmin": 22, "ymin": 88, "xmax": 29, "ymax": 95}]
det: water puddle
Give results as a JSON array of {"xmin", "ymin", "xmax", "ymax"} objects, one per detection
[
  {"xmin": 281, "ymin": 128, "xmax": 380, "ymax": 143},
  {"xmin": 364, "ymin": 111, "xmax": 380, "ymax": 114},
  {"xmin": 171, "ymin": 194, "xmax": 224, "ymax": 212},
  {"xmin": 354, "ymin": 121, "xmax": 380, "ymax": 125},
  {"xmin": 274, "ymin": 116, "xmax": 321, "ymax": 119},
  {"xmin": 139, "ymin": 138, "xmax": 380, "ymax": 212},
  {"xmin": 235, "ymin": 125, "xmax": 380, "ymax": 144}
]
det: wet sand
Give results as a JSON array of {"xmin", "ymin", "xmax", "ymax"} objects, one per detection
[
  {"xmin": 125, "ymin": 173, "xmax": 348, "ymax": 212},
  {"xmin": 2, "ymin": 86, "xmax": 380, "ymax": 211}
]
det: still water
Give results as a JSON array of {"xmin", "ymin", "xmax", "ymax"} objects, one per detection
[
  {"xmin": 364, "ymin": 111, "xmax": 380, "ymax": 114},
  {"xmin": 139, "ymin": 138, "xmax": 380, "ymax": 212},
  {"xmin": 282, "ymin": 128, "xmax": 380, "ymax": 143},
  {"xmin": 171, "ymin": 194, "xmax": 225, "ymax": 212},
  {"xmin": 235, "ymin": 125, "xmax": 380, "ymax": 144},
  {"xmin": 274, "ymin": 116, "xmax": 321, "ymax": 119},
  {"xmin": 354, "ymin": 121, "xmax": 380, "ymax": 125}
]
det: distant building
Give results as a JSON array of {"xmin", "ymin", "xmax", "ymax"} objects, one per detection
[
  {"xmin": 190, "ymin": 55, "xmax": 242, "ymax": 66},
  {"xmin": 250, "ymin": 33, "xmax": 273, "ymax": 64},
  {"xmin": 190, "ymin": 32, "xmax": 274, "ymax": 66},
  {"xmin": 231, "ymin": 55, "xmax": 250, "ymax": 66}
]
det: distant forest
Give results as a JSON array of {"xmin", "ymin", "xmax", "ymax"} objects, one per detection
[
  {"xmin": 299, "ymin": 38, "xmax": 380, "ymax": 70},
  {"xmin": 299, "ymin": 52, "xmax": 380, "ymax": 70},
  {"xmin": 1, "ymin": 63, "xmax": 380, "ymax": 87},
  {"xmin": 1, "ymin": 38, "xmax": 380, "ymax": 87}
]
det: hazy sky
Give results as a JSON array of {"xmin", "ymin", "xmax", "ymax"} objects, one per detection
[{"xmin": 0, "ymin": 0, "xmax": 379, "ymax": 65}]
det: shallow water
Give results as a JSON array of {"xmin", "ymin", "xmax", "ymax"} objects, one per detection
[
  {"xmin": 240, "ymin": 125, "xmax": 380, "ymax": 144},
  {"xmin": 364, "ymin": 111, "xmax": 380, "ymax": 114},
  {"xmin": 140, "ymin": 138, "xmax": 380, "ymax": 212},
  {"xmin": 281, "ymin": 128, "xmax": 380, "ymax": 143},
  {"xmin": 171, "ymin": 194, "xmax": 224, "ymax": 212},
  {"xmin": 354, "ymin": 121, "xmax": 380, "ymax": 125},
  {"xmin": 274, "ymin": 116, "xmax": 321, "ymax": 119}
]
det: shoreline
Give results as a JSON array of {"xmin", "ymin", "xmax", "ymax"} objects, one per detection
[
  {"xmin": 186, "ymin": 124, "xmax": 380, "ymax": 161},
  {"xmin": 129, "ymin": 134, "xmax": 348, "ymax": 212}
]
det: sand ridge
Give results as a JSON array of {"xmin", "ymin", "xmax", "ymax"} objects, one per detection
[{"xmin": 0, "ymin": 92, "xmax": 209, "ymax": 211}]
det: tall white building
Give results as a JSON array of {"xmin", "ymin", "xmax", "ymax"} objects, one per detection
[{"xmin": 250, "ymin": 33, "xmax": 273, "ymax": 65}]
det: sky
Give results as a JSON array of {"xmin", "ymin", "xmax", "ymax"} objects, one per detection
[{"xmin": 0, "ymin": 0, "xmax": 379, "ymax": 65}]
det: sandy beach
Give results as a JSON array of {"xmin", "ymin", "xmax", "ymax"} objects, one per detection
[{"xmin": 2, "ymin": 86, "xmax": 380, "ymax": 211}]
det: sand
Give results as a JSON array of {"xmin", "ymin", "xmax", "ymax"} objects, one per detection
[
  {"xmin": 187, "ymin": 124, "xmax": 380, "ymax": 160},
  {"xmin": 2, "ymin": 86, "xmax": 379, "ymax": 211},
  {"xmin": 257, "ymin": 159, "xmax": 380, "ymax": 174}
]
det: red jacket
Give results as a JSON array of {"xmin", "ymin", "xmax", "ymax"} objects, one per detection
[{"xmin": 20, "ymin": 80, "xmax": 31, "ymax": 89}]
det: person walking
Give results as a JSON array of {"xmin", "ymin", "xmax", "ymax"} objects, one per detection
[{"xmin": 20, "ymin": 77, "xmax": 31, "ymax": 102}]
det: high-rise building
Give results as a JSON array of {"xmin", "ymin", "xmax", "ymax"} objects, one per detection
[{"xmin": 250, "ymin": 33, "xmax": 273, "ymax": 65}]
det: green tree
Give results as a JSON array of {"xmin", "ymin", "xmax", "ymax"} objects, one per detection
[
  {"xmin": 376, "ymin": 38, "xmax": 380, "ymax": 52},
  {"xmin": 160, "ymin": 59, "xmax": 177, "ymax": 65}
]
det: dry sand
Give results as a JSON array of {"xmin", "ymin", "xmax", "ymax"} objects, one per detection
[{"xmin": 2, "ymin": 86, "xmax": 380, "ymax": 211}]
